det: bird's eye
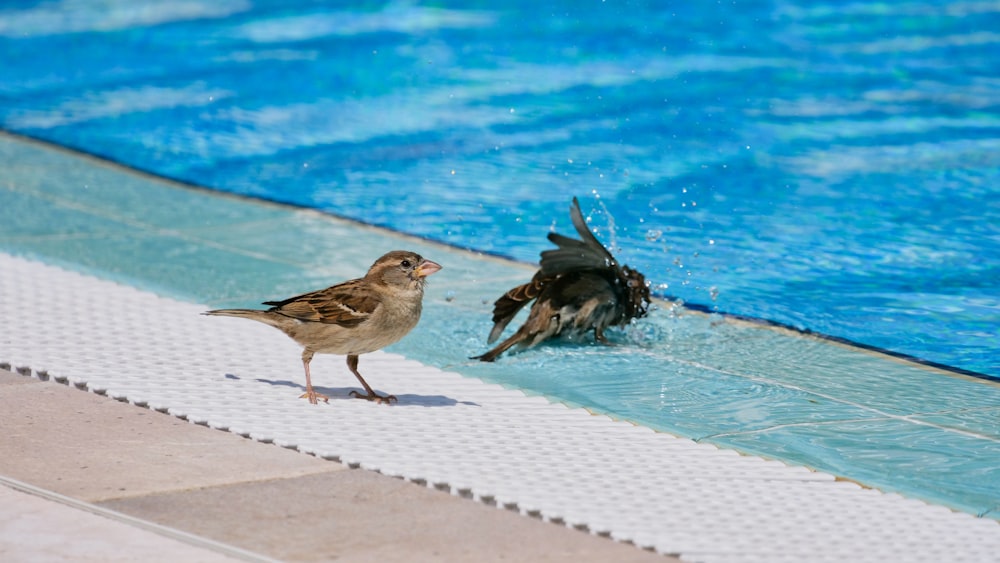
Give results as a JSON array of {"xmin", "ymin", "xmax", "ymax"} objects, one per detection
[{"xmin": 401, "ymin": 259, "xmax": 412, "ymax": 268}]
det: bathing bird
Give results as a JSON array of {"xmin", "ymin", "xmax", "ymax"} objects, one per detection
[
  {"xmin": 205, "ymin": 250, "xmax": 441, "ymax": 404},
  {"xmin": 474, "ymin": 197, "xmax": 650, "ymax": 362}
]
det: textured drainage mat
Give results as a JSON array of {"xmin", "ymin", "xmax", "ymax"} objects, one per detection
[{"xmin": 2, "ymin": 253, "xmax": 999, "ymax": 563}]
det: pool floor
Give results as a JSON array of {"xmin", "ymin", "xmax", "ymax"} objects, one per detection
[{"xmin": 1, "ymin": 131, "xmax": 999, "ymax": 526}]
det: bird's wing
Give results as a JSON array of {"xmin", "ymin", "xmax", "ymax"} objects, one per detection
[
  {"xmin": 539, "ymin": 197, "xmax": 617, "ymax": 276},
  {"xmin": 487, "ymin": 271, "xmax": 550, "ymax": 344},
  {"xmin": 263, "ymin": 279, "xmax": 379, "ymax": 327}
]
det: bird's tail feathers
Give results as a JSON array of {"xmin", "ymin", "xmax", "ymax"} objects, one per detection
[
  {"xmin": 203, "ymin": 308, "xmax": 262, "ymax": 318},
  {"xmin": 203, "ymin": 308, "xmax": 287, "ymax": 326}
]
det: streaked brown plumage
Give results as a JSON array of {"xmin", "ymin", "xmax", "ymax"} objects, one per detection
[
  {"xmin": 474, "ymin": 197, "xmax": 650, "ymax": 362},
  {"xmin": 204, "ymin": 251, "xmax": 441, "ymax": 404}
]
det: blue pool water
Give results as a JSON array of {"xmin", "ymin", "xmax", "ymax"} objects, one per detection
[{"xmin": 0, "ymin": 0, "xmax": 998, "ymax": 379}]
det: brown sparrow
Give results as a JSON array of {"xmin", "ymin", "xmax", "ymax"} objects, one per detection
[
  {"xmin": 474, "ymin": 198, "xmax": 650, "ymax": 362},
  {"xmin": 205, "ymin": 251, "xmax": 442, "ymax": 404}
]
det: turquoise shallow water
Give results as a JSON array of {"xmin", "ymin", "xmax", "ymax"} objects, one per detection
[
  {"xmin": 2, "ymin": 134, "xmax": 998, "ymax": 519},
  {"xmin": 0, "ymin": 1, "xmax": 998, "ymax": 376}
]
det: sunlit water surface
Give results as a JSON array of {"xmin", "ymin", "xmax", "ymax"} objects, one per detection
[
  {"xmin": 0, "ymin": 4, "xmax": 997, "ymax": 369},
  {"xmin": 2, "ymin": 1, "xmax": 997, "ymax": 377}
]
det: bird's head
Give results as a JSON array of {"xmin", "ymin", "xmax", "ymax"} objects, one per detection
[
  {"xmin": 369, "ymin": 250, "xmax": 442, "ymax": 291},
  {"xmin": 620, "ymin": 266, "xmax": 651, "ymax": 319}
]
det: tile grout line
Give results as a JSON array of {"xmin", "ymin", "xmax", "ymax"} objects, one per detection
[{"xmin": 0, "ymin": 474, "xmax": 280, "ymax": 563}]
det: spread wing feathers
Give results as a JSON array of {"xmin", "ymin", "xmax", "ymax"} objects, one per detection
[
  {"xmin": 486, "ymin": 272, "xmax": 549, "ymax": 344},
  {"xmin": 263, "ymin": 280, "xmax": 379, "ymax": 328},
  {"xmin": 477, "ymin": 295, "xmax": 561, "ymax": 362},
  {"xmin": 539, "ymin": 197, "xmax": 616, "ymax": 276}
]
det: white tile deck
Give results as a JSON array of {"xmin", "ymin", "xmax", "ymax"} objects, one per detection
[{"xmin": 3, "ymin": 252, "xmax": 998, "ymax": 562}]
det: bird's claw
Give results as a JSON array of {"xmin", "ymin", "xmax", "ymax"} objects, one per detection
[
  {"xmin": 349, "ymin": 390, "xmax": 397, "ymax": 404},
  {"xmin": 299, "ymin": 391, "xmax": 330, "ymax": 405}
]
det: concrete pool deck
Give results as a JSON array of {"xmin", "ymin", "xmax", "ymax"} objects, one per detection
[{"xmin": 2, "ymin": 132, "xmax": 1000, "ymax": 561}]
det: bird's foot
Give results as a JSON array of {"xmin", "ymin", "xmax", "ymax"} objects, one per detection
[
  {"xmin": 299, "ymin": 390, "xmax": 330, "ymax": 405},
  {"xmin": 349, "ymin": 390, "xmax": 397, "ymax": 404}
]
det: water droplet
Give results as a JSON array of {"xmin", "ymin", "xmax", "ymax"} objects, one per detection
[{"xmin": 645, "ymin": 229, "xmax": 662, "ymax": 242}]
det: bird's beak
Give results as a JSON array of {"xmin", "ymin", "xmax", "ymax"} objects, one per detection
[{"xmin": 415, "ymin": 259, "xmax": 442, "ymax": 278}]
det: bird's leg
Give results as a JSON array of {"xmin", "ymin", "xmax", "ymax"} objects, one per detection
[
  {"xmin": 298, "ymin": 349, "xmax": 329, "ymax": 404},
  {"xmin": 346, "ymin": 355, "xmax": 397, "ymax": 404},
  {"xmin": 594, "ymin": 327, "xmax": 609, "ymax": 344}
]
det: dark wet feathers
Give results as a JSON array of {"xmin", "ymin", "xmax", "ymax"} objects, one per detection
[
  {"xmin": 538, "ymin": 199, "xmax": 617, "ymax": 275},
  {"xmin": 476, "ymin": 197, "xmax": 651, "ymax": 361}
]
